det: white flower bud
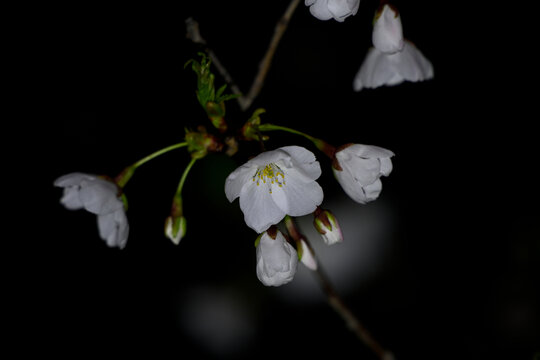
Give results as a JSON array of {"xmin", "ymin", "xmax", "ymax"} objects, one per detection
[
  {"xmin": 256, "ymin": 228, "xmax": 298, "ymax": 286},
  {"xmin": 372, "ymin": 4, "xmax": 403, "ymax": 54},
  {"xmin": 313, "ymin": 208, "xmax": 343, "ymax": 245},
  {"xmin": 165, "ymin": 215, "xmax": 187, "ymax": 245}
]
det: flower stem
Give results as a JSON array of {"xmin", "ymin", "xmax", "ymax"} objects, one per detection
[
  {"xmin": 175, "ymin": 157, "xmax": 197, "ymax": 198},
  {"xmin": 186, "ymin": 0, "xmax": 301, "ymax": 111},
  {"xmin": 115, "ymin": 142, "xmax": 188, "ymax": 188},
  {"xmin": 303, "ymin": 235, "xmax": 393, "ymax": 359},
  {"xmin": 258, "ymin": 123, "xmax": 336, "ymax": 158},
  {"xmin": 133, "ymin": 142, "xmax": 188, "ymax": 169}
]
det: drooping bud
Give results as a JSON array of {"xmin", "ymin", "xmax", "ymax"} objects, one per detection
[
  {"xmin": 165, "ymin": 194, "xmax": 187, "ymax": 245},
  {"xmin": 165, "ymin": 215, "xmax": 187, "ymax": 245},
  {"xmin": 372, "ymin": 4, "xmax": 404, "ymax": 54},
  {"xmin": 256, "ymin": 228, "xmax": 298, "ymax": 286},
  {"xmin": 313, "ymin": 207, "xmax": 343, "ymax": 245},
  {"xmin": 283, "ymin": 215, "xmax": 318, "ymax": 270}
]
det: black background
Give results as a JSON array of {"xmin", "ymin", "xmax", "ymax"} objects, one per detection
[{"xmin": 17, "ymin": 1, "xmax": 539, "ymax": 359}]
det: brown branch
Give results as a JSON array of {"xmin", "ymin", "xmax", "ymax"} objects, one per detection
[
  {"xmin": 185, "ymin": 0, "xmax": 301, "ymax": 111},
  {"xmin": 305, "ymin": 236, "xmax": 395, "ymax": 360}
]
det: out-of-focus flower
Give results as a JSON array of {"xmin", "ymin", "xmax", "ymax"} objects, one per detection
[
  {"xmin": 353, "ymin": 40, "xmax": 434, "ymax": 91},
  {"xmin": 305, "ymin": 0, "xmax": 360, "ymax": 22},
  {"xmin": 332, "ymin": 144, "xmax": 394, "ymax": 204},
  {"xmin": 225, "ymin": 146, "xmax": 323, "ymax": 233},
  {"xmin": 54, "ymin": 172, "xmax": 129, "ymax": 249},
  {"xmin": 256, "ymin": 227, "xmax": 298, "ymax": 286},
  {"xmin": 313, "ymin": 208, "xmax": 343, "ymax": 245},
  {"xmin": 372, "ymin": 4, "xmax": 403, "ymax": 54}
]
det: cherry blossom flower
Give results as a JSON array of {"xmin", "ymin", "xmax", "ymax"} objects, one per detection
[
  {"xmin": 305, "ymin": 0, "xmax": 360, "ymax": 22},
  {"xmin": 256, "ymin": 228, "xmax": 298, "ymax": 286},
  {"xmin": 332, "ymin": 144, "xmax": 394, "ymax": 204},
  {"xmin": 372, "ymin": 4, "xmax": 404, "ymax": 54},
  {"xmin": 54, "ymin": 172, "xmax": 129, "ymax": 249},
  {"xmin": 353, "ymin": 40, "xmax": 434, "ymax": 91},
  {"xmin": 225, "ymin": 146, "xmax": 323, "ymax": 233}
]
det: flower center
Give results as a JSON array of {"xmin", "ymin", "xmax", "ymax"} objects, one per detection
[{"xmin": 253, "ymin": 163, "xmax": 286, "ymax": 193}]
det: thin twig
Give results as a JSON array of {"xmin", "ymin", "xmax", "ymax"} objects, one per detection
[
  {"xmin": 185, "ymin": 0, "xmax": 301, "ymax": 111},
  {"xmin": 305, "ymin": 236, "xmax": 394, "ymax": 360},
  {"xmin": 185, "ymin": 17, "xmax": 244, "ymax": 103},
  {"xmin": 242, "ymin": 0, "xmax": 301, "ymax": 111}
]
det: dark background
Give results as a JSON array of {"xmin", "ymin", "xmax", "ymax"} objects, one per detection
[{"xmin": 20, "ymin": 1, "xmax": 539, "ymax": 359}]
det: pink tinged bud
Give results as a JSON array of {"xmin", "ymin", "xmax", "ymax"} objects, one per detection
[
  {"xmin": 313, "ymin": 208, "xmax": 343, "ymax": 245},
  {"xmin": 256, "ymin": 229, "xmax": 298, "ymax": 287},
  {"xmin": 372, "ymin": 4, "xmax": 404, "ymax": 54},
  {"xmin": 165, "ymin": 215, "xmax": 187, "ymax": 245}
]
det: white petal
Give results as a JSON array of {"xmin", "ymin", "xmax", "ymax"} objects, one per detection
[
  {"xmin": 271, "ymin": 168, "xmax": 323, "ymax": 216},
  {"xmin": 79, "ymin": 179, "xmax": 123, "ymax": 215},
  {"xmin": 333, "ymin": 167, "xmax": 369, "ymax": 204},
  {"xmin": 97, "ymin": 209, "xmax": 129, "ymax": 249},
  {"xmin": 240, "ymin": 181, "xmax": 285, "ymax": 233},
  {"xmin": 280, "ymin": 146, "xmax": 321, "ymax": 181},
  {"xmin": 372, "ymin": 5, "xmax": 403, "ymax": 54},
  {"xmin": 346, "ymin": 144, "xmax": 394, "ymax": 159},
  {"xmin": 363, "ymin": 179, "xmax": 383, "ymax": 202},
  {"xmin": 224, "ymin": 163, "xmax": 256, "ymax": 202},
  {"xmin": 342, "ymin": 156, "xmax": 380, "ymax": 186},
  {"xmin": 299, "ymin": 239, "xmax": 317, "ymax": 270},
  {"xmin": 247, "ymin": 148, "xmax": 288, "ymax": 167},
  {"xmin": 305, "ymin": 0, "xmax": 316, "ymax": 5},
  {"xmin": 59, "ymin": 187, "xmax": 84, "ymax": 210},
  {"xmin": 256, "ymin": 231, "xmax": 298, "ymax": 286},
  {"xmin": 309, "ymin": 0, "xmax": 334, "ymax": 21},
  {"xmin": 328, "ymin": 0, "xmax": 358, "ymax": 21},
  {"xmin": 380, "ymin": 157, "xmax": 393, "ymax": 176},
  {"xmin": 353, "ymin": 47, "xmax": 403, "ymax": 91},
  {"xmin": 395, "ymin": 41, "xmax": 434, "ymax": 82},
  {"xmin": 54, "ymin": 172, "xmax": 96, "ymax": 187}
]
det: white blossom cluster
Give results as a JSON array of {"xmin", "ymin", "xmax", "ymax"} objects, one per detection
[
  {"xmin": 225, "ymin": 144, "xmax": 393, "ymax": 286},
  {"xmin": 54, "ymin": 1, "xmax": 431, "ymax": 288}
]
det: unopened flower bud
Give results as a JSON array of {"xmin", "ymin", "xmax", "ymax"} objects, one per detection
[
  {"xmin": 372, "ymin": 4, "xmax": 404, "ymax": 54},
  {"xmin": 297, "ymin": 238, "xmax": 318, "ymax": 270},
  {"xmin": 165, "ymin": 215, "xmax": 187, "ymax": 245},
  {"xmin": 256, "ymin": 227, "xmax": 298, "ymax": 286},
  {"xmin": 313, "ymin": 208, "xmax": 343, "ymax": 245}
]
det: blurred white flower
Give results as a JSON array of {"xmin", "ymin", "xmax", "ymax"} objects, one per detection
[
  {"xmin": 353, "ymin": 40, "xmax": 434, "ymax": 91},
  {"xmin": 305, "ymin": 0, "xmax": 360, "ymax": 22},
  {"xmin": 54, "ymin": 172, "xmax": 129, "ymax": 249},
  {"xmin": 332, "ymin": 144, "xmax": 394, "ymax": 204},
  {"xmin": 225, "ymin": 146, "xmax": 323, "ymax": 233},
  {"xmin": 256, "ymin": 229, "xmax": 298, "ymax": 286},
  {"xmin": 313, "ymin": 208, "xmax": 343, "ymax": 245},
  {"xmin": 372, "ymin": 4, "xmax": 403, "ymax": 54}
]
